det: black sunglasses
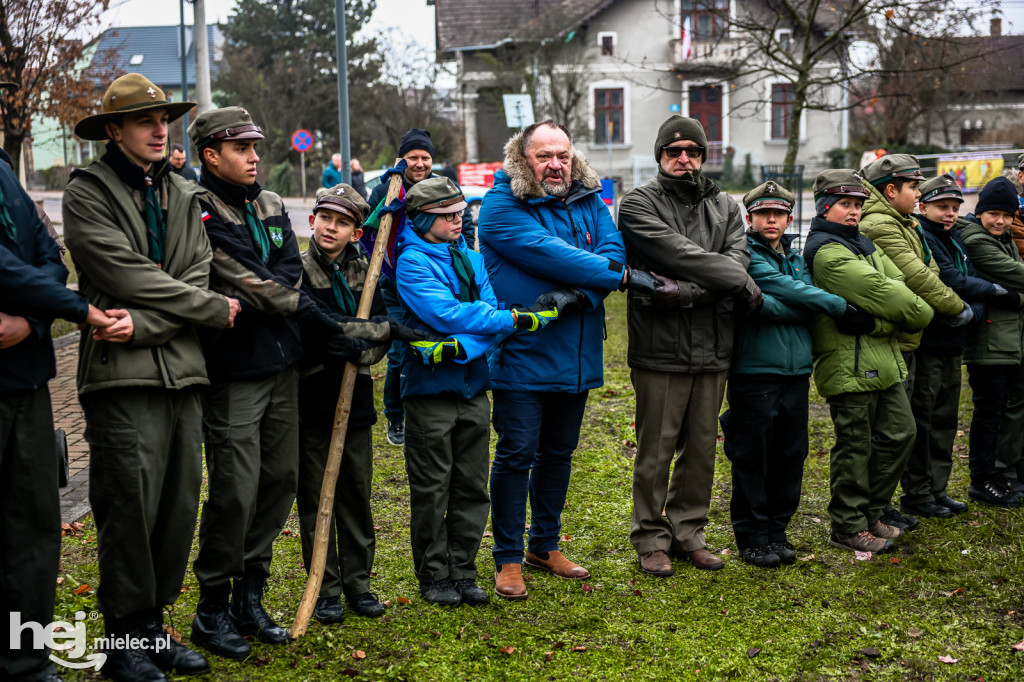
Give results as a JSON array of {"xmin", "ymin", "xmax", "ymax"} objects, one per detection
[{"xmin": 661, "ymin": 145, "xmax": 704, "ymax": 160}]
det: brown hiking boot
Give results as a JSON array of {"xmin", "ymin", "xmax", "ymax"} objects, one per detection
[
  {"xmin": 524, "ymin": 550, "xmax": 590, "ymax": 579},
  {"xmin": 639, "ymin": 550, "xmax": 674, "ymax": 577},
  {"xmin": 868, "ymin": 520, "xmax": 902, "ymax": 539},
  {"xmin": 828, "ymin": 530, "xmax": 893, "ymax": 554},
  {"xmin": 494, "ymin": 563, "xmax": 528, "ymax": 600},
  {"xmin": 686, "ymin": 547, "xmax": 724, "ymax": 570}
]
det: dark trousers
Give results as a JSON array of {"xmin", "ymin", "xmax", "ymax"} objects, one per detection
[
  {"xmin": 721, "ymin": 374, "xmax": 809, "ymax": 549},
  {"xmin": 827, "ymin": 385, "xmax": 915, "ymax": 534},
  {"xmin": 195, "ymin": 368, "xmax": 299, "ymax": 588},
  {"xmin": 0, "ymin": 388, "xmax": 60, "ymax": 679},
  {"xmin": 490, "ymin": 389, "xmax": 589, "ymax": 565},
  {"xmin": 82, "ymin": 387, "xmax": 204, "ymax": 621},
  {"xmin": 967, "ymin": 363, "xmax": 1016, "ymax": 482},
  {"xmin": 903, "ymin": 353, "xmax": 961, "ymax": 504},
  {"xmin": 995, "ymin": 360, "xmax": 1024, "ymax": 482},
  {"xmin": 404, "ymin": 393, "xmax": 491, "ymax": 584},
  {"xmin": 297, "ymin": 425, "xmax": 375, "ymax": 598},
  {"xmin": 380, "ymin": 280, "xmax": 404, "ymax": 424}
]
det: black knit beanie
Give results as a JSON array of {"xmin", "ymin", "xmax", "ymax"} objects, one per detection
[
  {"xmin": 654, "ymin": 115, "xmax": 708, "ymax": 163},
  {"xmin": 976, "ymin": 177, "xmax": 1019, "ymax": 217},
  {"xmin": 399, "ymin": 128, "xmax": 435, "ymax": 158}
]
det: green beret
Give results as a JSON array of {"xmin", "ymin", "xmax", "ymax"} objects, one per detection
[
  {"xmin": 918, "ymin": 173, "xmax": 963, "ymax": 204},
  {"xmin": 812, "ymin": 169, "xmax": 869, "ymax": 200},
  {"xmin": 743, "ymin": 180, "xmax": 795, "ymax": 213},
  {"xmin": 187, "ymin": 106, "xmax": 265, "ymax": 150},
  {"xmin": 860, "ymin": 153, "xmax": 925, "ymax": 186},
  {"xmin": 405, "ymin": 176, "xmax": 467, "ymax": 217}
]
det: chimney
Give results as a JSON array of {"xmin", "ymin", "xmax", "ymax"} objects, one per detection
[{"xmin": 991, "ymin": 17, "xmax": 1002, "ymax": 37}]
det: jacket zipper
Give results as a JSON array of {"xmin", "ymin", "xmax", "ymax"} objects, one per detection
[
  {"xmin": 854, "ymin": 335, "xmax": 861, "ymax": 374},
  {"xmin": 566, "ymin": 203, "xmax": 585, "ymax": 392}
]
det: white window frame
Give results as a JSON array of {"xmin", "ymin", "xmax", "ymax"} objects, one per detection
[
  {"xmin": 597, "ymin": 31, "xmax": 617, "ymax": 56},
  {"xmin": 774, "ymin": 28, "xmax": 793, "ymax": 51},
  {"xmin": 588, "ymin": 80, "xmax": 632, "ymax": 147}
]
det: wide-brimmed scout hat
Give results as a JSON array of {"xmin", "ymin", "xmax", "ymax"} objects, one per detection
[
  {"xmin": 187, "ymin": 106, "xmax": 265, "ymax": 150},
  {"xmin": 314, "ymin": 183, "xmax": 370, "ymax": 222},
  {"xmin": 405, "ymin": 177, "xmax": 467, "ymax": 216},
  {"xmin": 74, "ymin": 73, "xmax": 195, "ymax": 141},
  {"xmin": 860, "ymin": 153, "xmax": 926, "ymax": 186},
  {"xmin": 813, "ymin": 169, "xmax": 870, "ymax": 199},
  {"xmin": 743, "ymin": 180, "xmax": 795, "ymax": 213},
  {"xmin": 919, "ymin": 173, "xmax": 963, "ymax": 204}
]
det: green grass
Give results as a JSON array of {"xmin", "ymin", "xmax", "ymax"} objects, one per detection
[{"xmin": 53, "ymin": 292, "xmax": 1024, "ymax": 681}]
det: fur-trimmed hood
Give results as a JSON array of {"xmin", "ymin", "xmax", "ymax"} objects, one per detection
[{"xmin": 501, "ymin": 129, "xmax": 603, "ymax": 201}]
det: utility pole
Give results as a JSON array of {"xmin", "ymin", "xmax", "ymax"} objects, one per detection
[
  {"xmin": 335, "ymin": 0, "xmax": 351, "ymax": 185},
  {"xmin": 194, "ymin": 0, "xmax": 212, "ymax": 113},
  {"xmin": 179, "ymin": 0, "xmax": 190, "ymax": 163}
]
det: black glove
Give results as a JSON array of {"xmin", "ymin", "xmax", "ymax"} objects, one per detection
[
  {"xmin": 990, "ymin": 289, "xmax": 1022, "ymax": 311},
  {"xmin": 835, "ymin": 304, "xmax": 876, "ymax": 336},
  {"xmin": 620, "ymin": 268, "xmax": 662, "ymax": 296},
  {"xmin": 326, "ymin": 333, "xmax": 374, "ymax": 363},
  {"xmin": 387, "ymin": 320, "xmax": 435, "ymax": 343},
  {"xmin": 534, "ymin": 287, "xmax": 586, "ymax": 315},
  {"xmin": 651, "ymin": 273, "xmax": 680, "ymax": 309},
  {"xmin": 740, "ymin": 279, "xmax": 763, "ymax": 316}
]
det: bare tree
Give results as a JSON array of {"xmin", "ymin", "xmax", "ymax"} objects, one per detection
[{"xmin": 0, "ymin": 0, "xmax": 114, "ymax": 175}]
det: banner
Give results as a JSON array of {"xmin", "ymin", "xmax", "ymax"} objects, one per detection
[
  {"xmin": 458, "ymin": 162, "xmax": 503, "ymax": 188},
  {"xmin": 936, "ymin": 156, "xmax": 1004, "ymax": 193}
]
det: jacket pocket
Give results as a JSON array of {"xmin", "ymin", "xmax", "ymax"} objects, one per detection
[
  {"xmin": 985, "ymin": 318, "xmax": 1021, "ymax": 353},
  {"xmin": 84, "ymin": 424, "xmax": 140, "ymax": 503}
]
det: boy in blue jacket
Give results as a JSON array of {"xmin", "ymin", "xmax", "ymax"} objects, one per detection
[
  {"xmin": 721, "ymin": 181, "xmax": 862, "ymax": 567},
  {"xmin": 395, "ymin": 177, "xmax": 555, "ymax": 606}
]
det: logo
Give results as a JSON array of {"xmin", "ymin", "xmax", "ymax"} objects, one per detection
[
  {"xmin": 269, "ymin": 225, "xmax": 284, "ymax": 248},
  {"xmin": 673, "ymin": 132, "xmax": 681, "ymax": 138},
  {"xmin": 766, "ymin": 181, "xmax": 777, "ymax": 194},
  {"xmin": 146, "ymin": 87, "xmax": 156, "ymax": 98},
  {"xmin": 336, "ymin": 187, "xmax": 345, "ymax": 195},
  {"xmin": 10, "ymin": 611, "xmax": 171, "ymax": 671}
]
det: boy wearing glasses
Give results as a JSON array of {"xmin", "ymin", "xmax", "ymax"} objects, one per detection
[{"xmin": 619, "ymin": 115, "xmax": 762, "ymax": 576}]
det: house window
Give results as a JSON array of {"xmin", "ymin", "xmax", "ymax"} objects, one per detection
[
  {"xmin": 771, "ymin": 83, "xmax": 794, "ymax": 139},
  {"xmin": 681, "ymin": 0, "xmax": 729, "ymax": 40},
  {"xmin": 774, "ymin": 29, "xmax": 792, "ymax": 51},
  {"xmin": 594, "ymin": 88, "xmax": 624, "ymax": 143},
  {"xmin": 598, "ymin": 31, "xmax": 617, "ymax": 56}
]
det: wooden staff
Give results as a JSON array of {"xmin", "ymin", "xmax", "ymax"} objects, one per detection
[{"xmin": 290, "ymin": 161, "xmax": 404, "ymax": 639}]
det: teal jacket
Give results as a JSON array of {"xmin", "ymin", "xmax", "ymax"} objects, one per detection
[{"xmin": 731, "ymin": 232, "xmax": 847, "ymax": 376}]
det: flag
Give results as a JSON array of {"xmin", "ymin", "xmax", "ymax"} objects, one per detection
[{"xmin": 680, "ymin": 16, "xmax": 692, "ymax": 60}]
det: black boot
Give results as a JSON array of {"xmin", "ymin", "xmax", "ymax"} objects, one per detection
[
  {"xmin": 230, "ymin": 572, "xmax": 289, "ymax": 645},
  {"xmin": 140, "ymin": 608, "xmax": 211, "ymax": 675},
  {"xmin": 101, "ymin": 614, "xmax": 168, "ymax": 682},
  {"xmin": 190, "ymin": 584, "xmax": 252, "ymax": 660}
]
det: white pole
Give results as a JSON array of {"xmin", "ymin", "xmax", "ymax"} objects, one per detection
[{"xmin": 194, "ymin": 0, "xmax": 212, "ymax": 113}]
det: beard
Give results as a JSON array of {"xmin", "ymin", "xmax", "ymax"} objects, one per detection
[{"xmin": 541, "ymin": 178, "xmax": 569, "ymax": 196}]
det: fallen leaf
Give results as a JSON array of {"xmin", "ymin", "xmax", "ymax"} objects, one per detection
[
  {"xmin": 719, "ymin": 548, "xmax": 730, "ymax": 555},
  {"xmin": 482, "ymin": 633, "xmax": 492, "ymax": 641},
  {"xmin": 56, "ymin": 577, "xmax": 64, "ymax": 585},
  {"xmin": 908, "ymin": 628, "xmax": 924, "ymax": 638},
  {"xmin": 341, "ymin": 669, "xmax": 359, "ymax": 677},
  {"xmin": 582, "ymin": 583, "xmax": 592, "ymax": 592},
  {"xmin": 383, "ymin": 600, "xmax": 391, "ymax": 606},
  {"xmin": 397, "ymin": 596, "xmax": 412, "ymax": 604},
  {"xmin": 571, "ymin": 645, "xmax": 587, "ymax": 652},
  {"xmin": 280, "ymin": 529, "xmax": 291, "ymax": 535},
  {"xmin": 633, "ymin": 589, "xmax": 642, "ymax": 596},
  {"xmin": 456, "ymin": 627, "xmax": 465, "ymax": 641},
  {"xmin": 811, "ymin": 517, "xmax": 821, "ymax": 523},
  {"xmin": 889, "ymin": 557, "xmax": 901, "ymax": 564},
  {"xmin": 629, "ymin": 578, "xmax": 637, "ymax": 585},
  {"xmin": 938, "ymin": 655, "xmax": 958, "ymax": 664},
  {"xmin": 562, "ymin": 534, "xmax": 572, "ymax": 541},
  {"xmin": 373, "ymin": 525, "xmax": 382, "ymax": 531},
  {"xmin": 800, "ymin": 554, "xmax": 815, "ymax": 562},
  {"xmin": 747, "ymin": 647, "xmax": 761, "ymax": 658},
  {"xmin": 553, "ymin": 641, "xmax": 565, "ymax": 649},
  {"xmin": 499, "ymin": 646, "xmax": 514, "ymax": 655},
  {"xmin": 861, "ymin": 647, "xmax": 880, "ymax": 658},
  {"xmin": 1011, "ymin": 641, "xmax": 1024, "ymax": 652},
  {"xmin": 72, "ymin": 584, "xmax": 91, "ymax": 595},
  {"xmin": 164, "ymin": 625, "xmax": 183, "ymax": 643},
  {"xmin": 430, "ymin": 630, "xmax": 441, "ymax": 638},
  {"xmin": 351, "ymin": 650, "xmax": 366, "ymax": 660},
  {"xmin": 544, "ymin": 651, "xmax": 554, "ymax": 662},
  {"xmin": 482, "ymin": 531, "xmax": 493, "ymax": 538}
]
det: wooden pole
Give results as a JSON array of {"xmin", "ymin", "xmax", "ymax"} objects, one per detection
[{"xmin": 290, "ymin": 161, "xmax": 403, "ymax": 639}]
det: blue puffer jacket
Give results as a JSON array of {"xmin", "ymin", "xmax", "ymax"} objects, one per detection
[
  {"xmin": 732, "ymin": 232, "xmax": 847, "ymax": 376},
  {"xmin": 395, "ymin": 226, "xmax": 512, "ymax": 399},
  {"xmin": 479, "ymin": 132, "xmax": 626, "ymax": 393}
]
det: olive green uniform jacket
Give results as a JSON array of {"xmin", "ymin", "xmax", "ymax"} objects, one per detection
[
  {"xmin": 806, "ymin": 219, "xmax": 933, "ymax": 398},
  {"xmin": 960, "ymin": 220, "xmax": 1024, "ymax": 366},
  {"xmin": 618, "ymin": 171, "xmax": 750, "ymax": 374},
  {"xmin": 859, "ymin": 181, "xmax": 962, "ymax": 352},
  {"xmin": 63, "ymin": 157, "xmax": 230, "ymax": 394}
]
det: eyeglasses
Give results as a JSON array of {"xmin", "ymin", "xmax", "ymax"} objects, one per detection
[
  {"xmin": 438, "ymin": 212, "xmax": 461, "ymax": 223},
  {"xmin": 661, "ymin": 145, "xmax": 704, "ymax": 160}
]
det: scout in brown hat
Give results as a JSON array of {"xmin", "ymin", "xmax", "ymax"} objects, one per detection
[{"xmin": 62, "ymin": 73, "xmax": 240, "ymax": 681}]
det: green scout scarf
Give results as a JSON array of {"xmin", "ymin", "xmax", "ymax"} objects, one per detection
[
  {"xmin": 311, "ymin": 238, "xmax": 357, "ymax": 315},
  {"xmin": 143, "ymin": 179, "xmax": 165, "ymax": 265},
  {"xmin": 244, "ymin": 200, "xmax": 272, "ymax": 264},
  {"xmin": 0, "ymin": 182, "xmax": 17, "ymax": 242},
  {"xmin": 449, "ymin": 244, "xmax": 480, "ymax": 303}
]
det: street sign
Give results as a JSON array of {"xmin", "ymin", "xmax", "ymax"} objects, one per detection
[
  {"xmin": 669, "ymin": 103, "xmax": 681, "ymax": 113},
  {"xmin": 502, "ymin": 94, "xmax": 535, "ymax": 129},
  {"xmin": 291, "ymin": 128, "xmax": 314, "ymax": 153}
]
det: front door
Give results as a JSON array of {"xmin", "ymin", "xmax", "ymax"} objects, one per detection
[{"xmin": 688, "ymin": 84, "xmax": 722, "ymax": 142}]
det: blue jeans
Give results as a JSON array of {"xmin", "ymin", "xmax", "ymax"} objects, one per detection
[
  {"xmin": 380, "ymin": 280, "xmax": 404, "ymax": 424},
  {"xmin": 489, "ymin": 389, "xmax": 589, "ymax": 565}
]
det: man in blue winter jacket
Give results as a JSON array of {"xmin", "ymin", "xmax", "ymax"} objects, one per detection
[{"xmin": 479, "ymin": 119, "xmax": 661, "ymax": 600}]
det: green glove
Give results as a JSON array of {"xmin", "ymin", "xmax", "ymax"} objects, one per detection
[
  {"xmin": 409, "ymin": 338, "xmax": 464, "ymax": 365},
  {"xmin": 512, "ymin": 307, "xmax": 558, "ymax": 332}
]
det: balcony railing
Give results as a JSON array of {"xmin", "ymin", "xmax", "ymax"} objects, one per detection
[
  {"xmin": 672, "ymin": 38, "xmax": 751, "ymax": 68},
  {"xmin": 706, "ymin": 141, "xmax": 724, "ymax": 165}
]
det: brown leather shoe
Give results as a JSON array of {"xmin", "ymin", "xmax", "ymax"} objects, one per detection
[
  {"xmin": 494, "ymin": 563, "xmax": 528, "ymax": 600},
  {"xmin": 687, "ymin": 547, "xmax": 724, "ymax": 570},
  {"xmin": 524, "ymin": 550, "xmax": 590, "ymax": 579},
  {"xmin": 639, "ymin": 550, "xmax": 674, "ymax": 577}
]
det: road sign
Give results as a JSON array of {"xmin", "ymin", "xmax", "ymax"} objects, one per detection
[
  {"xmin": 502, "ymin": 94, "xmax": 535, "ymax": 129},
  {"xmin": 291, "ymin": 129, "xmax": 314, "ymax": 153}
]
